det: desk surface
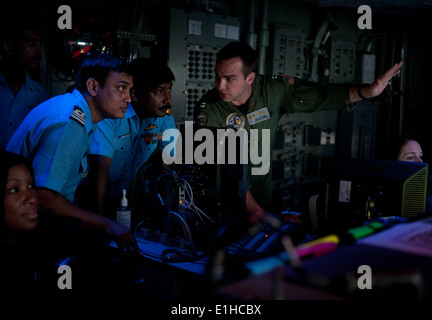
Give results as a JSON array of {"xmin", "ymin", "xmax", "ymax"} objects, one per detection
[
  {"xmin": 109, "ymin": 237, "xmax": 207, "ymax": 275},
  {"xmin": 217, "ymin": 218, "xmax": 432, "ymax": 300},
  {"xmin": 215, "ymin": 269, "xmax": 348, "ymax": 300}
]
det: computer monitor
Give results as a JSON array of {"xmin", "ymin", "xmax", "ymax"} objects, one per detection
[{"xmin": 317, "ymin": 157, "xmax": 429, "ymax": 235}]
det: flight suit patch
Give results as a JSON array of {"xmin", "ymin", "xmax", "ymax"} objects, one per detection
[
  {"xmin": 226, "ymin": 113, "xmax": 245, "ymax": 130},
  {"xmin": 282, "ymin": 75, "xmax": 295, "ymax": 84},
  {"xmin": 196, "ymin": 112, "xmax": 209, "ymax": 126}
]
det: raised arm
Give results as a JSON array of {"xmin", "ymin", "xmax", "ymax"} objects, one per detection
[{"xmin": 349, "ymin": 61, "xmax": 403, "ymax": 103}]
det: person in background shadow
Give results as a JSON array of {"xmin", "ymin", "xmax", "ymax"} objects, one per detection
[
  {"xmin": 387, "ymin": 136, "xmax": 432, "ymax": 214},
  {"xmin": 388, "ymin": 136, "xmax": 423, "ymax": 163},
  {"xmin": 0, "ymin": 14, "xmax": 49, "ymax": 150}
]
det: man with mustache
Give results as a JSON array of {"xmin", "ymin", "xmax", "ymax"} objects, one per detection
[
  {"xmin": 84, "ymin": 57, "xmax": 177, "ymax": 218},
  {"xmin": 0, "ymin": 17, "xmax": 49, "ymax": 150}
]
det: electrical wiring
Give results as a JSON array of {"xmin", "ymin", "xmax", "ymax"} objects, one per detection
[
  {"xmin": 134, "ymin": 220, "xmax": 146, "ymax": 234},
  {"xmin": 182, "ymin": 199, "xmax": 215, "ymax": 224},
  {"xmin": 179, "ymin": 177, "xmax": 215, "ymax": 223},
  {"xmin": 160, "ymin": 248, "xmax": 207, "ymax": 263},
  {"xmin": 159, "ymin": 167, "xmax": 215, "ymax": 226},
  {"xmin": 168, "ymin": 210, "xmax": 194, "ymax": 244}
]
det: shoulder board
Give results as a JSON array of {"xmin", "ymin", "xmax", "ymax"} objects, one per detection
[{"xmin": 70, "ymin": 106, "xmax": 86, "ymax": 126}]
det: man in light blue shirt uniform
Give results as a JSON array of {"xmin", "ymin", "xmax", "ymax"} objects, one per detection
[
  {"xmin": 90, "ymin": 103, "xmax": 176, "ymax": 200},
  {"xmin": 9, "ymin": 89, "xmax": 96, "ymax": 201},
  {"xmin": 0, "ymin": 17, "xmax": 49, "ymax": 150},
  {"xmin": 7, "ymin": 54, "xmax": 139, "ymax": 252},
  {"xmin": 0, "ymin": 73, "xmax": 49, "ymax": 150},
  {"xmin": 86, "ymin": 58, "xmax": 177, "ymax": 216}
]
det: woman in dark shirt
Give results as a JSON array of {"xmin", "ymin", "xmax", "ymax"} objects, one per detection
[{"xmin": 0, "ymin": 151, "xmax": 111, "ymax": 299}]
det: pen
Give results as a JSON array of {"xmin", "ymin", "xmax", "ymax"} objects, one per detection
[
  {"xmin": 296, "ymin": 234, "xmax": 340, "ymax": 249},
  {"xmin": 296, "ymin": 242, "xmax": 338, "ymax": 259}
]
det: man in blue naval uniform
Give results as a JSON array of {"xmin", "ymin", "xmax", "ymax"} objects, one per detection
[
  {"xmin": 0, "ymin": 72, "xmax": 49, "ymax": 150},
  {"xmin": 90, "ymin": 107, "xmax": 175, "ymax": 200},
  {"xmin": 0, "ymin": 16, "xmax": 49, "ymax": 150},
  {"xmin": 9, "ymin": 90, "xmax": 95, "ymax": 202},
  {"xmin": 7, "ymin": 54, "xmax": 138, "ymax": 251},
  {"xmin": 87, "ymin": 58, "xmax": 176, "ymax": 216}
]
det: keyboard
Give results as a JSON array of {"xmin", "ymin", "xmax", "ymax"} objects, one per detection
[{"xmin": 224, "ymin": 222, "xmax": 305, "ymax": 259}]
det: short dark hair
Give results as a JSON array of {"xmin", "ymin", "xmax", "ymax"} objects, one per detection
[
  {"xmin": 130, "ymin": 57, "xmax": 175, "ymax": 90},
  {"xmin": 0, "ymin": 151, "xmax": 35, "ymax": 232},
  {"xmin": 74, "ymin": 53, "xmax": 131, "ymax": 93},
  {"xmin": 0, "ymin": 13, "xmax": 41, "ymax": 58},
  {"xmin": 216, "ymin": 42, "xmax": 257, "ymax": 78}
]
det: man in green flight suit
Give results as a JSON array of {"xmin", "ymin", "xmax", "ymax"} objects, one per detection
[{"xmin": 195, "ymin": 41, "xmax": 402, "ymax": 222}]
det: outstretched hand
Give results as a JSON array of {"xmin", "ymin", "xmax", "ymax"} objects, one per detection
[{"xmin": 350, "ymin": 61, "xmax": 403, "ymax": 102}]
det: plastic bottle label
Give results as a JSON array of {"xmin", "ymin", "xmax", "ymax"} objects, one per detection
[{"xmin": 117, "ymin": 210, "xmax": 131, "ymax": 229}]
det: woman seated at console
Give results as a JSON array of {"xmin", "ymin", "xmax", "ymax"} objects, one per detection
[
  {"xmin": 387, "ymin": 136, "xmax": 424, "ymax": 163},
  {"xmin": 0, "ymin": 151, "xmax": 112, "ymax": 299},
  {"xmin": 387, "ymin": 136, "xmax": 431, "ymax": 213}
]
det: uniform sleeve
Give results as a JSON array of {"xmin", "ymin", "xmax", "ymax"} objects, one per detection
[
  {"xmin": 195, "ymin": 107, "xmax": 224, "ymax": 128},
  {"xmin": 281, "ymin": 78, "xmax": 355, "ymax": 114},
  {"xmin": 88, "ymin": 119, "xmax": 117, "ymax": 158},
  {"xmin": 194, "ymin": 89, "xmax": 226, "ymax": 128},
  {"xmin": 32, "ymin": 120, "xmax": 86, "ymax": 195},
  {"xmin": 158, "ymin": 115, "xmax": 178, "ymax": 152}
]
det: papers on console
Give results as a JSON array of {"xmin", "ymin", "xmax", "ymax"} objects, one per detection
[{"xmin": 359, "ymin": 218, "xmax": 432, "ymax": 258}]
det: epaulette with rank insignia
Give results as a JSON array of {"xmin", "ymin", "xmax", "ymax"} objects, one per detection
[{"xmin": 70, "ymin": 106, "xmax": 86, "ymax": 126}]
